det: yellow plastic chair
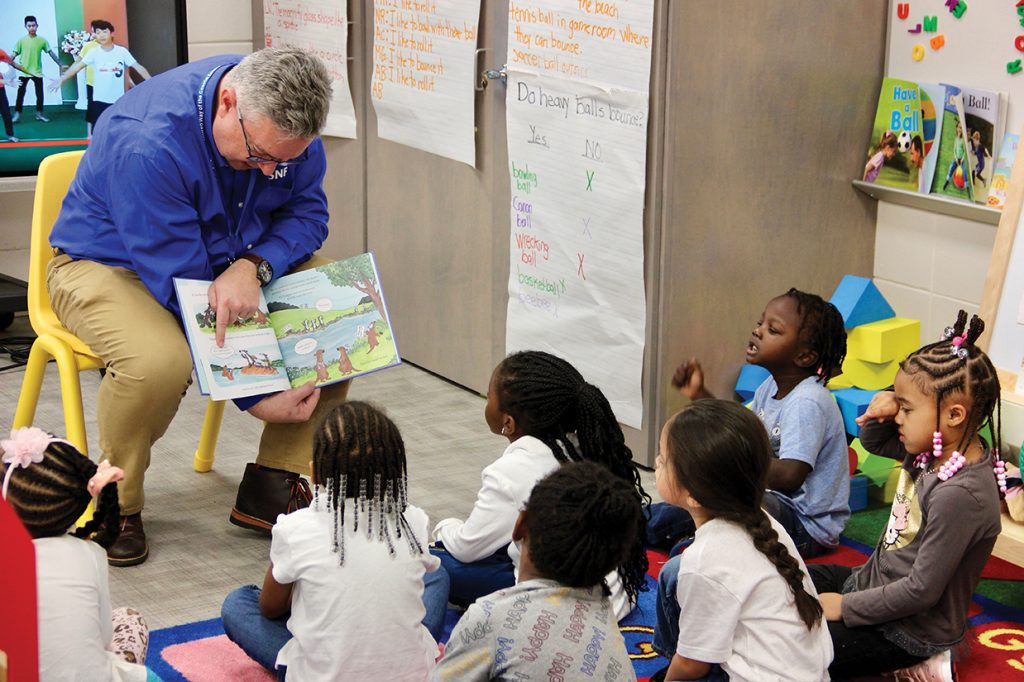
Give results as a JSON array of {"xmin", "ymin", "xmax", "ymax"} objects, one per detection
[{"xmin": 12, "ymin": 150, "xmax": 224, "ymax": 472}]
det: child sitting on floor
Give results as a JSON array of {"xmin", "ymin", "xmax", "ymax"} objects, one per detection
[
  {"xmin": 648, "ymin": 288, "xmax": 849, "ymax": 560},
  {"xmin": 651, "ymin": 400, "xmax": 832, "ymax": 681},
  {"xmin": 221, "ymin": 401, "xmax": 448, "ymax": 681},
  {"xmin": 436, "ymin": 461, "xmax": 639, "ymax": 681},
  {"xmin": 815, "ymin": 311, "xmax": 1004, "ymax": 679},
  {"xmin": 2, "ymin": 427, "xmax": 153, "ymax": 682},
  {"xmin": 432, "ymin": 350, "xmax": 649, "ymax": 620}
]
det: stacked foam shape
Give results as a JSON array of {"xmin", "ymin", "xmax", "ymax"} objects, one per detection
[{"xmin": 828, "ymin": 275, "xmax": 920, "ymax": 503}]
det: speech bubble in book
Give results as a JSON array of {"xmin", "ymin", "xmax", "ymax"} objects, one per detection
[
  {"xmin": 210, "ymin": 346, "xmax": 233, "ymax": 360},
  {"xmin": 294, "ymin": 338, "xmax": 317, "ymax": 355},
  {"xmin": 315, "ymin": 298, "xmax": 331, "ymax": 312}
]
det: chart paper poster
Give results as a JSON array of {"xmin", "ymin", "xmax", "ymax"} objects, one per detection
[
  {"xmin": 504, "ymin": 0, "xmax": 654, "ymax": 428},
  {"xmin": 370, "ymin": 0, "xmax": 481, "ymax": 165},
  {"xmin": 264, "ymin": 0, "xmax": 357, "ymax": 138}
]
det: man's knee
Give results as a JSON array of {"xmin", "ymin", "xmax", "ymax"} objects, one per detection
[{"xmin": 114, "ymin": 337, "xmax": 194, "ymax": 393}]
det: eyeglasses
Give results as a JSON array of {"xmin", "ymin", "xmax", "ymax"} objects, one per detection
[{"xmin": 236, "ymin": 105, "xmax": 298, "ymax": 168}]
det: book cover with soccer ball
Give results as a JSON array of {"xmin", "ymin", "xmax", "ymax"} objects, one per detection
[{"xmin": 864, "ymin": 77, "xmax": 941, "ymax": 193}]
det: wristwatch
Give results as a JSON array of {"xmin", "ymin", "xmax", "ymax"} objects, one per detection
[{"xmin": 238, "ymin": 253, "xmax": 273, "ymax": 286}]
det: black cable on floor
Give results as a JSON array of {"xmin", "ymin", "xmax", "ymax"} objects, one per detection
[{"xmin": 0, "ymin": 335, "xmax": 36, "ymax": 370}]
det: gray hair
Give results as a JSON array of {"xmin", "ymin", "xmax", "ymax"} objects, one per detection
[{"xmin": 230, "ymin": 48, "xmax": 333, "ymax": 138}]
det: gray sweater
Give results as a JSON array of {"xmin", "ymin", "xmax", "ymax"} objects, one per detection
[{"xmin": 845, "ymin": 419, "xmax": 1001, "ymax": 655}]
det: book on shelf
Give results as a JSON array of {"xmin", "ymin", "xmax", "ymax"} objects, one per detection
[
  {"xmin": 987, "ymin": 132, "xmax": 1020, "ymax": 210},
  {"xmin": 959, "ymin": 85, "xmax": 1006, "ymax": 205},
  {"xmin": 174, "ymin": 252, "xmax": 400, "ymax": 401},
  {"xmin": 864, "ymin": 77, "xmax": 943, "ymax": 194},
  {"xmin": 928, "ymin": 83, "xmax": 1006, "ymax": 204}
]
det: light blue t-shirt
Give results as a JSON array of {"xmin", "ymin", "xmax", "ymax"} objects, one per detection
[{"xmin": 751, "ymin": 375, "xmax": 850, "ymax": 546}]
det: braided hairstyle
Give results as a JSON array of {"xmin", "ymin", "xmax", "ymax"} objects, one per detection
[
  {"xmin": 521, "ymin": 461, "xmax": 641, "ymax": 589},
  {"xmin": 493, "ymin": 351, "xmax": 650, "ymax": 605},
  {"xmin": 312, "ymin": 401, "xmax": 423, "ymax": 565},
  {"xmin": 4, "ymin": 440, "xmax": 121, "ymax": 548},
  {"xmin": 664, "ymin": 400, "xmax": 823, "ymax": 630},
  {"xmin": 781, "ymin": 288, "xmax": 847, "ymax": 383},
  {"xmin": 900, "ymin": 310, "xmax": 1001, "ymax": 463}
]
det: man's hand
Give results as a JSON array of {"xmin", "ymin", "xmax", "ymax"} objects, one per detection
[
  {"xmin": 247, "ymin": 382, "xmax": 321, "ymax": 423},
  {"xmin": 819, "ymin": 592, "xmax": 843, "ymax": 621},
  {"xmin": 855, "ymin": 390, "xmax": 899, "ymax": 426},
  {"xmin": 209, "ymin": 259, "xmax": 261, "ymax": 346}
]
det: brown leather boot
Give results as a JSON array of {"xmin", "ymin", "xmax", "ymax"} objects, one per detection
[
  {"xmin": 230, "ymin": 463, "xmax": 312, "ymax": 534},
  {"xmin": 107, "ymin": 513, "xmax": 149, "ymax": 567}
]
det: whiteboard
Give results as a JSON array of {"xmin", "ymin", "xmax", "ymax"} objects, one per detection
[{"xmin": 886, "ymin": 0, "xmax": 1024, "ymax": 134}]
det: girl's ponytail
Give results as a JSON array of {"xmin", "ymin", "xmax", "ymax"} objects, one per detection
[{"xmin": 722, "ymin": 509, "xmax": 823, "ymax": 631}]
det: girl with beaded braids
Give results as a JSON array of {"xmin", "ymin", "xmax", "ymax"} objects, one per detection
[
  {"xmin": 650, "ymin": 401, "xmax": 832, "ymax": 682},
  {"xmin": 221, "ymin": 401, "xmax": 449, "ymax": 681},
  {"xmin": 809, "ymin": 311, "xmax": 1003, "ymax": 679},
  {"xmin": 649, "ymin": 287, "xmax": 850, "ymax": 560},
  {"xmin": 432, "ymin": 350, "xmax": 650, "ymax": 620},
  {"xmin": 1, "ymin": 427, "xmax": 153, "ymax": 681}
]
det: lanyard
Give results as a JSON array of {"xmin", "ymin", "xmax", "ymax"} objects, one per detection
[{"xmin": 195, "ymin": 64, "xmax": 257, "ymax": 259}]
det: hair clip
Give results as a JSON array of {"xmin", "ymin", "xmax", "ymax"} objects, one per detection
[
  {"xmin": 941, "ymin": 325, "xmax": 956, "ymax": 340},
  {"xmin": 1, "ymin": 427, "xmax": 62, "ymax": 499},
  {"xmin": 950, "ymin": 333, "xmax": 969, "ymax": 360}
]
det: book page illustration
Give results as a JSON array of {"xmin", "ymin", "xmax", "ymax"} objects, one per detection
[
  {"xmin": 264, "ymin": 253, "xmax": 401, "ymax": 388},
  {"xmin": 173, "ymin": 279, "xmax": 291, "ymax": 399}
]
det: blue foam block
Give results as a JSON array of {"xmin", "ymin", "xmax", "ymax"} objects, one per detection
[
  {"xmin": 735, "ymin": 364, "xmax": 771, "ymax": 402},
  {"xmin": 849, "ymin": 474, "xmax": 869, "ymax": 512},
  {"xmin": 829, "ymin": 275, "xmax": 895, "ymax": 329},
  {"xmin": 832, "ymin": 387, "xmax": 877, "ymax": 437}
]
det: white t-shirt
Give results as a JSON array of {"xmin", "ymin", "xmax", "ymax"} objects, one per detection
[
  {"xmin": 35, "ymin": 535, "xmax": 147, "ymax": 682},
  {"xmin": 433, "ymin": 435, "xmax": 560, "ymax": 562},
  {"xmin": 272, "ymin": 503, "xmax": 439, "ymax": 682},
  {"xmin": 81, "ymin": 45, "xmax": 136, "ymax": 104},
  {"xmin": 675, "ymin": 515, "xmax": 833, "ymax": 682}
]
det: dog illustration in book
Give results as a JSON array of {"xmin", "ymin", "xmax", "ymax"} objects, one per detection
[
  {"xmin": 366, "ymin": 321, "xmax": 380, "ymax": 354},
  {"xmin": 313, "ymin": 348, "xmax": 330, "ymax": 383},
  {"xmin": 336, "ymin": 345, "xmax": 358, "ymax": 376}
]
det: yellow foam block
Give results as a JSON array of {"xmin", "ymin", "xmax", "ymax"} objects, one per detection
[
  {"xmin": 827, "ymin": 373, "xmax": 853, "ymax": 389},
  {"xmin": 841, "ymin": 356, "xmax": 899, "ymax": 390},
  {"xmin": 847, "ymin": 317, "xmax": 920, "ymax": 364},
  {"xmin": 850, "ymin": 438, "xmax": 870, "ymax": 468}
]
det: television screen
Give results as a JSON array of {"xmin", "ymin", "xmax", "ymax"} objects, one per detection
[{"xmin": 0, "ymin": 0, "xmax": 186, "ymax": 177}]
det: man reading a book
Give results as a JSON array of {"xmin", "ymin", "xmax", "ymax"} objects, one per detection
[{"xmin": 46, "ymin": 48, "xmax": 347, "ymax": 567}]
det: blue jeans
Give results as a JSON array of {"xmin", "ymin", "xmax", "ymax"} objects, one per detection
[
  {"xmin": 430, "ymin": 543, "xmax": 516, "ymax": 606},
  {"xmin": 647, "ymin": 493, "xmax": 827, "ymax": 559},
  {"xmin": 221, "ymin": 568, "xmax": 451, "ymax": 673}
]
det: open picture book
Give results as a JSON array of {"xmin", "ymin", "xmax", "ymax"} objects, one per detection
[{"xmin": 174, "ymin": 252, "xmax": 400, "ymax": 401}]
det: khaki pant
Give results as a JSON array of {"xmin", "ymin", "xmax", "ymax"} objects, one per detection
[{"xmin": 47, "ymin": 253, "xmax": 350, "ymax": 515}]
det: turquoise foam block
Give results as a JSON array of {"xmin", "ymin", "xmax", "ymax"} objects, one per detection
[
  {"xmin": 832, "ymin": 387, "xmax": 877, "ymax": 437},
  {"xmin": 735, "ymin": 364, "xmax": 771, "ymax": 402},
  {"xmin": 829, "ymin": 275, "xmax": 895, "ymax": 329}
]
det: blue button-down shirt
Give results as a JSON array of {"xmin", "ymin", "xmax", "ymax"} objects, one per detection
[{"xmin": 51, "ymin": 54, "xmax": 329, "ymax": 319}]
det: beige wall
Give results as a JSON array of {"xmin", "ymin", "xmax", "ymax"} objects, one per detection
[{"xmin": 186, "ymin": 0, "xmax": 254, "ymax": 61}]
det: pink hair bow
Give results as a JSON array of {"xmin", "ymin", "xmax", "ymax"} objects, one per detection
[
  {"xmin": 1, "ymin": 426, "xmax": 55, "ymax": 499},
  {"xmin": 87, "ymin": 460, "xmax": 124, "ymax": 500}
]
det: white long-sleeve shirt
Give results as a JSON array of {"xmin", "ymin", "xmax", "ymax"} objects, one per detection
[{"xmin": 433, "ymin": 435, "xmax": 560, "ymax": 562}]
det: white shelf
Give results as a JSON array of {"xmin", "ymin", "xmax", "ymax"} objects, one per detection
[{"xmin": 852, "ymin": 180, "xmax": 1002, "ymax": 225}]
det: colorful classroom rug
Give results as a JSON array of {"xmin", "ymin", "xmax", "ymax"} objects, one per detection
[{"xmin": 147, "ymin": 507, "xmax": 1024, "ymax": 681}]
